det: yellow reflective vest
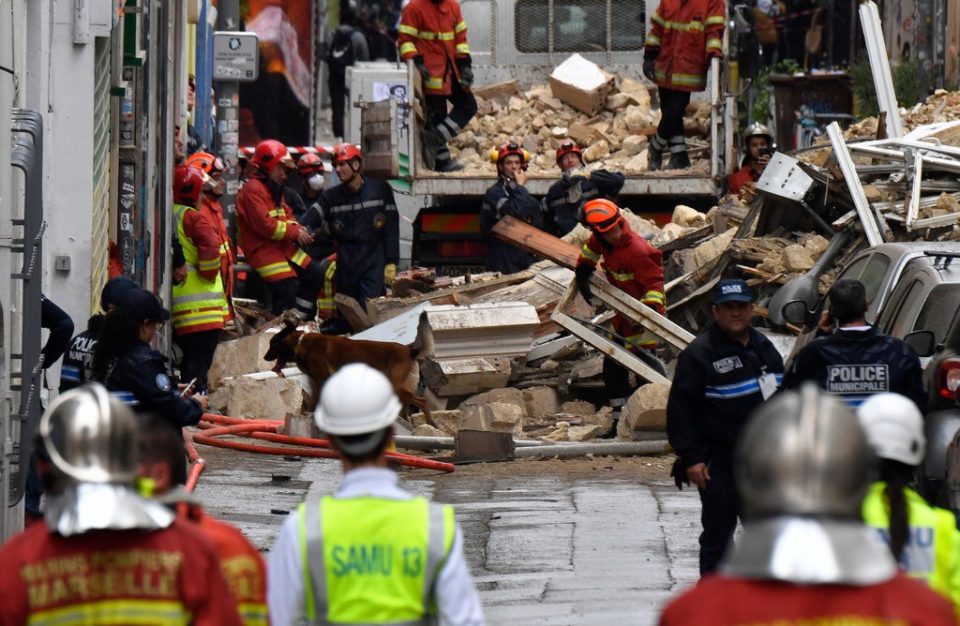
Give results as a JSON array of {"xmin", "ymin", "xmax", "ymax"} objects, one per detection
[
  {"xmin": 299, "ymin": 496, "xmax": 455, "ymax": 625},
  {"xmin": 862, "ymin": 481, "xmax": 960, "ymax": 610},
  {"xmin": 172, "ymin": 203, "xmax": 227, "ymax": 334}
]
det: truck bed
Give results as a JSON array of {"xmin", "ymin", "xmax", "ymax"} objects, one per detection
[{"xmin": 408, "ymin": 171, "xmax": 718, "ymax": 196}]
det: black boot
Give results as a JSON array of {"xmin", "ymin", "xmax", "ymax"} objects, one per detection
[
  {"xmin": 647, "ymin": 134, "xmax": 666, "ymax": 171},
  {"xmin": 435, "ymin": 158, "xmax": 464, "ymax": 173},
  {"xmin": 420, "ymin": 126, "xmax": 445, "ymax": 170},
  {"xmin": 666, "ymin": 135, "xmax": 691, "ymax": 170}
]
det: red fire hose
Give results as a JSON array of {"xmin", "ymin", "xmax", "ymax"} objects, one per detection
[{"xmin": 183, "ymin": 413, "xmax": 454, "ymax": 490}]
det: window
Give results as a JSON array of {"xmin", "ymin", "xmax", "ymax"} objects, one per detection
[
  {"xmin": 914, "ymin": 285, "xmax": 960, "ymax": 344},
  {"xmin": 514, "ymin": 0, "xmax": 646, "ymax": 53},
  {"xmin": 858, "ymin": 253, "xmax": 892, "ymax": 306},
  {"xmin": 886, "ymin": 279, "xmax": 925, "ymax": 339}
]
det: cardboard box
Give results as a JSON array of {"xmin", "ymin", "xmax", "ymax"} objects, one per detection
[{"xmin": 549, "ymin": 69, "xmax": 616, "ymax": 116}]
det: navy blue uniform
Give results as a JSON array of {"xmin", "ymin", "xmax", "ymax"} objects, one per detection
[
  {"xmin": 320, "ymin": 178, "xmax": 399, "ymax": 308},
  {"xmin": 782, "ymin": 326, "xmax": 927, "ymax": 412},
  {"xmin": 285, "ymin": 188, "xmax": 337, "ymax": 261},
  {"xmin": 59, "ymin": 315, "xmax": 104, "ymax": 392},
  {"xmin": 481, "ymin": 178, "xmax": 543, "ymax": 274},
  {"xmin": 543, "ymin": 169, "xmax": 625, "ymax": 236},
  {"xmin": 667, "ymin": 322, "xmax": 784, "ymax": 575},
  {"xmin": 97, "ymin": 342, "xmax": 203, "ymax": 429}
]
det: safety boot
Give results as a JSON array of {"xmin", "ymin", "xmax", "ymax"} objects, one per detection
[
  {"xmin": 647, "ymin": 135, "xmax": 666, "ymax": 171},
  {"xmin": 666, "ymin": 135, "xmax": 691, "ymax": 170},
  {"xmin": 420, "ymin": 126, "xmax": 446, "ymax": 171}
]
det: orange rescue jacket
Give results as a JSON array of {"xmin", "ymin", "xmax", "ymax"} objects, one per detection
[
  {"xmin": 645, "ymin": 0, "xmax": 726, "ymax": 92},
  {"xmin": 203, "ymin": 196, "xmax": 236, "ymax": 322},
  {"xmin": 398, "ymin": 0, "xmax": 470, "ymax": 96},
  {"xmin": 236, "ymin": 176, "xmax": 310, "ymax": 283}
]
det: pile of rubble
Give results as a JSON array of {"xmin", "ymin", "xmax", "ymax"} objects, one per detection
[{"xmin": 447, "ymin": 76, "xmax": 712, "ymax": 175}]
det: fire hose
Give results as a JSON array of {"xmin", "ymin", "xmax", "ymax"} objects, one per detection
[{"xmin": 182, "ymin": 412, "xmax": 455, "ymax": 491}]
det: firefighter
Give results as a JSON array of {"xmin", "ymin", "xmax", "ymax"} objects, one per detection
[
  {"xmin": 644, "ymin": 0, "xmax": 726, "ymax": 170},
  {"xmin": 267, "ymin": 363, "xmax": 485, "ymax": 626},
  {"xmin": 666, "ymin": 278, "xmax": 784, "ymax": 575},
  {"xmin": 543, "ymin": 139, "xmax": 626, "ymax": 237},
  {"xmin": 575, "ymin": 199, "xmax": 666, "ymax": 412},
  {"xmin": 398, "ymin": 0, "xmax": 478, "ymax": 172},
  {"xmin": 91, "ymin": 288, "xmax": 205, "ymax": 430},
  {"xmin": 858, "ymin": 393, "xmax": 960, "ymax": 609},
  {"xmin": 782, "ymin": 278, "xmax": 927, "ymax": 411},
  {"xmin": 727, "ymin": 123, "xmax": 774, "ymax": 198},
  {"xmin": 183, "ymin": 151, "xmax": 237, "ymax": 327},
  {"xmin": 0, "ymin": 384, "xmax": 243, "ymax": 626},
  {"xmin": 658, "ymin": 385, "xmax": 956, "ymax": 625},
  {"xmin": 319, "ymin": 143, "xmax": 399, "ymax": 310},
  {"xmin": 237, "ymin": 139, "xmax": 325, "ymax": 318},
  {"xmin": 137, "ymin": 413, "xmax": 269, "ymax": 626},
  {"xmin": 290, "ymin": 152, "xmax": 339, "ymax": 324},
  {"xmin": 171, "ymin": 165, "xmax": 227, "ymax": 392},
  {"xmin": 481, "ymin": 141, "xmax": 543, "ymax": 274}
]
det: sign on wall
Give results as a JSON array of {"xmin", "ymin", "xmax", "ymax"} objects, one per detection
[{"xmin": 213, "ymin": 32, "xmax": 260, "ymax": 82}]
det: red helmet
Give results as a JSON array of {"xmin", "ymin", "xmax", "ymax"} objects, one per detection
[
  {"xmin": 556, "ymin": 139, "xmax": 584, "ymax": 167},
  {"xmin": 251, "ymin": 139, "xmax": 294, "ymax": 172},
  {"xmin": 582, "ymin": 198, "xmax": 622, "ymax": 233},
  {"xmin": 332, "ymin": 143, "xmax": 363, "ymax": 165},
  {"xmin": 173, "ymin": 166, "xmax": 207, "ymax": 205},
  {"xmin": 489, "ymin": 141, "xmax": 530, "ymax": 166},
  {"xmin": 297, "ymin": 153, "xmax": 325, "ymax": 177},
  {"xmin": 184, "ymin": 151, "xmax": 225, "ymax": 176}
]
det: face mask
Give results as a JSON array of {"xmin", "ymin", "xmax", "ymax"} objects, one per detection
[{"xmin": 307, "ymin": 173, "xmax": 324, "ymax": 192}]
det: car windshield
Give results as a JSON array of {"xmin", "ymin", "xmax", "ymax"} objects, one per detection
[{"xmin": 914, "ymin": 284, "xmax": 960, "ymax": 344}]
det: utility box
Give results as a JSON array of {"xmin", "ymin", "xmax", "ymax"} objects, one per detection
[{"xmin": 345, "ymin": 62, "xmax": 408, "ymax": 145}]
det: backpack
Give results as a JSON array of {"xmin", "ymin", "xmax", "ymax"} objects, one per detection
[{"xmin": 326, "ymin": 27, "xmax": 356, "ymax": 72}]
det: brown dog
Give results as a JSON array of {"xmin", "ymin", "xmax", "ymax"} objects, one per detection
[{"xmin": 264, "ymin": 322, "xmax": 430, "ymax": 418}]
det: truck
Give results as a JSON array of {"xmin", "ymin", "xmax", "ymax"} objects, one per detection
[{"xmin": 352, "ymin": 0, "xmax": 736, "ymax": 274}]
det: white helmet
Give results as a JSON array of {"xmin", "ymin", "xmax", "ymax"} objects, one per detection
[
  {"xmin": 315, "ymin": 363, "xmax": 401, "ymax": 437},
  {"xmin": 857, "ymin": 393, "xmax": 926, "ymax": 466}
]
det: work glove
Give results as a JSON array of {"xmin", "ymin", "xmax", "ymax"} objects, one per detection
[
  {"xmin": 384, "ymin": 263, "xmax": 397, "ymax": 287},
  {"xmin": 575, "ymin": 263, "xmax": 595, "ymax": 305},
  {"xmin": 642, "ymin": 58, "xmax": 657, "ymax": 82},
  {"xmin": 670, "ymin": 457, "xmax": 692, "ymax": 491},
  {"xmin": 413, "ymin": 56, "xmax": 430, "ymax": 84},
  {"xmin": 459, "ymin": 64, "xmax": 474, "ymax": 89}
]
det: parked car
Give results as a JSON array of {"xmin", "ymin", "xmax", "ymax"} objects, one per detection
[{"xmin": 781, "ymin": 242, "xmax": 960, "ymax": 503}]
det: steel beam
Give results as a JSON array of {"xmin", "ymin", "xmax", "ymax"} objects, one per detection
[
  {"xmin": 859, "ymin": 1, "xmax": 903, "ymax": 138},
  {"xmin": 826, "ymin": 122, "xmax": 885, "ymax": 246}
]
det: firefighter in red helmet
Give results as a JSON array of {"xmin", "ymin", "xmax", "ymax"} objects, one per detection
[
  {"xmin": 544, "ymin": 139, "xmax": 625, "ymax": 237},
  {"xmin": 481, "ymin": 141, "xmax": 543, "ymax": 274}
]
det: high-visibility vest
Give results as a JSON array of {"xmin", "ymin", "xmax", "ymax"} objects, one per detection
[
  {"xmin": 862, "ymin": 482, "xmax": 960, "ymax": 607},
  {"xmin": 299, "ymin": 496, "xmax": 455, "ymax": 625},
  {"xmin": 172, "ymin": 203, "xmax": 227, "ymax": 334}
]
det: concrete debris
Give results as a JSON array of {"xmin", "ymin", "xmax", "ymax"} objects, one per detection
[
  {"xmin": 207, "ymin": 333, "xmax": 278, "ymax": 390},
  {"xmin": 411, "ymin": 424, "xmax": 448, "ymax": 438},
  {"xmin": 617, "ymin": 383, "xmax": 671, "ymax": 440},
  {"xmin": 522, "ymin": 386, "xmax": 561, "ymax": 418},
  {"xmin": 208, "ymin": 376, "xmax": 304, "ymax": 420}
]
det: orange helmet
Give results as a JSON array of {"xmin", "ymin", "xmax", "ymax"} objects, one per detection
[
  {"xmin": 297, "ymin": 153, "xmax": 325, "ymax": 177},
  {"xmin": 332, "ymin": 143, "xmax": 363, "ymax": 165},
  {"xmin": 489, "ymin": 141, "xmax": 530, "ymax": 166},
  {"xmin": 556, "ymin": 140, "xmax": 583, "ymax": 167},
  {"xmin": 251, "ymin": 139, "xmax": 294, "ymax": 172},
  {"xmin": 184, "ymin": 151, "xmax": 225, "ymax": 176},
  {"xmin": 173, "ymin": 166, "xmax": 208, "ymax": 205},
  {"xmin": 582, "ymin": 198, "xmax": 622, "ymax": 233}
]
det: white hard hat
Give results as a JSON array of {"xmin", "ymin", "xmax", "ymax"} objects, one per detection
[
  {"xmin": 315, "ymin": 363, "xmax": 401, "ymax": 436},
  {"xmin": 857, "ymin": 393, "xmax": 926, "ymax": 466}
]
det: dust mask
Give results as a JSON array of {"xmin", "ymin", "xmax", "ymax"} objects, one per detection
[{"xmin": 307, "ymin": 173, "xmax": 324, "ymax": 192}]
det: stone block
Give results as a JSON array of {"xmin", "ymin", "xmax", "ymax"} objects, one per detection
[
  {"xmin": 567, "ymin": 424, "xmax": 606, "ymax": 442},
  {"xmin": 460, "ymin": 402, "xmax": 524, "ymax": 436},
  {"xmin": 622, "ymin": 134, "xmax": 646, "ymax": 156},
  {"xmin": 802, "ymin": 234, "xmax": 830, "ymax": 258},
  {"xmin": 411, "ymin": 424, "xmax": 448, "ymax": 438},
  {"xmin": 208, "ymin": 334, "xmax": 277, "ymax": 390},
  {"xmin": 618, "ymin": 383, "xmax": 671, "ymax": 438},
  {"xmin": 523, "ymin": 386, "xmax": 560, "ymax": 418},
  {"xmin": 285, "ymin": 413, "xmax": 321, "ymax": 438},
  {"xmin": 462, "ymin": 387, "xmax": 527, "ymax": 412},
  {"xmin": 583, "ymin": 139, "xmax": 610, "ymax": 162},
  {"xmin": 624, "ymin": 106, "xmax": 647, "ymax": 132},
  {"xmin": 692, "ymin": 228, "xmax": 735, "ymax": 269},
  {"xmin": 624, "ymin": 151, "xmax": 648, "ymax": 172},
  {"xmin": 672, "ymin": 205, "xmax": 706, "ymax": 227},
  {"xmin": 422, "ymin": 357, "xmax": 514, "ymax": 396},
  {"xmin": 567, "ymin": 122, "xmax": 603, "ymax": 148},
  {"xmin": 217, "ymin": 376, "xmax": 304, "ymax": 420},
  {"xmin": 427, "ymin": 410, "xmax": 462, "ymax": 436},
  {"xmin": 561, "ymin": 400, "xmax": 597, "ymax": 417},
  {"xmin": 782, "ymin": 244, "xmax": 815, "ymax": 272}
]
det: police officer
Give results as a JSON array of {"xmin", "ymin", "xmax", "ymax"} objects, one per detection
[
  {"xmin": 0, "ymin": 384, "xmax": 243, "ymax": 625},
  {"xmin": 268, "ymin": 363, "xmax": 484, "ymax": 626},
  {"xmin": 319, "ymin": 144, "xmax": 400, "ymax": 309},
  {"xmin": 858, "ymin": 393, "xmax": 960, "ymax": 608},
  {"xmin": 91, "ymin": 288, "xmax": 205, "ymax": 429},
  {"xmin": 659, "ymin": 385, "xmax": 956, "ymax": 625},
  {"xmin": 667, "ymin": 278, "xmax": 784, "ymax": 575},
  {"xmin": 481, "ymin": 141, "xmax": 543, "ymax": 274},
  {"xmin": 543, "ymin": 139, "xmax": 625, "ymax": 237},
  {"xmin": 782, "ymin": 278, "xmax": 927, "ymax": 411}
]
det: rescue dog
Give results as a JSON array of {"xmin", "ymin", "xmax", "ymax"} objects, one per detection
[{"xmin": 264, "ymin": 316, "xmax": 431, "ymax": 418}]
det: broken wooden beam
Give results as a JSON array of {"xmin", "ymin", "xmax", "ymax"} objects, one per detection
[{"xmin": 491, "ymin": 215, "xmax": 581, "ymax": 268}]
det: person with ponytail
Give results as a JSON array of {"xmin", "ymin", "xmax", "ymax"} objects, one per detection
[{"xmin": 858, "ymin": 393, "xmax": 960, "ymax": 611}]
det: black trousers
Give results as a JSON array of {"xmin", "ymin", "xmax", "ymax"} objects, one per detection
[
  {"xmin": 425, "ymin": 76, "xmax": 478, "ymax": 161},
  {"xmin": 656, "ymin": 87, "xmax": 692, "ymax": 140},
  {"xmin": 174, "ymin": 329, "xmax": 221, "ymax": 393},
  {"xmin": 328, "ymin": 71, "xmax": 347, "ymax": 139},
  {"xmin": 698, "ymin": 455, "xmax": 741, "ymax": 575},
  {"xmin": 267, "ymin": 259, "xmax": 326, "ymax": 316}
]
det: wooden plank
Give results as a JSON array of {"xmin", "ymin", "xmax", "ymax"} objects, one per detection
[{"xmin": 491, "ymin": 215, "xmax": 581, "ymax": 268}]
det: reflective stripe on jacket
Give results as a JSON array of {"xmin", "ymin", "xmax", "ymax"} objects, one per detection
[
  {"xmin": 645, "ymin": 0, "xmax": 726, "ymax": 92},
  {"xmin": 299, "ymin": 496, "xmax": 455, "ymax": 625},
  {"xmin": 172, "ymin": 203, "xmax": 227, "ymax": 335},
  {"xmin": 398, "ymin": 0, "xmax": 470, "ymax": 96},
  {"xmin": 237, "ymin": 176, "xmax": 311, "ymax": 283},
  {"xmin": 862, "ymin": 482, "xmax": 960, "ymax": 609}
]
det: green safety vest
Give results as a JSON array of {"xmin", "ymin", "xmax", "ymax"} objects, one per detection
[
  {"xmin": 172, "ymin": 203, "xmax": 227, "ymax": 333},
  {"xmin": 299, "ymin": 496, "xmax": 455, "ymax": 626},
  {"xmin": 862, "ymin": 481, "xmax": 960, "ymax": 606}
]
